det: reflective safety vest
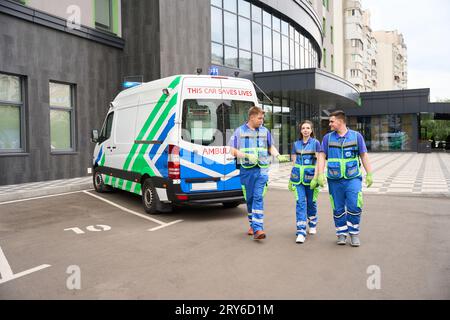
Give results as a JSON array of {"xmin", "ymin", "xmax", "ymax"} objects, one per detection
[
  {"xmin": 290, "ymin": 138, "xmax": 318, "ymax": 186},
  {"xmin": 326, "ymin": 130, "xmax": 362, "ymax": 180},
  {"xmin": 238, "ymin": 124, "xmax": 271, "ymax": 169}
]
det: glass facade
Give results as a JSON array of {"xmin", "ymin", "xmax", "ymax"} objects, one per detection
[
  {"xmin": 348, "ymin": 115, "xmax": 415, "ymax": 151},
  {"xmin": 260, "ymin": 95, "xmax": 320, "ymax": 154},
  {"xmin": 211, "ymin": 0, "xmax": 319, "ymax": 72}
]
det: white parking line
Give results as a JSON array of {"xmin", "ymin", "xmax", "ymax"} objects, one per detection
[
  {"xmin": 0, "ymin": 246, "xmax": 51, "ymax": 285},
  {"xmin": 0, "ymin": 190, "xmax": 93, "ymax": 206},
  {"xmin": 82, "ymin": 191, "xmax": 183, "ymax": 230},
  {"xmin": 148, "ymin": 220, "xmax": 183, "ymax": 232}
]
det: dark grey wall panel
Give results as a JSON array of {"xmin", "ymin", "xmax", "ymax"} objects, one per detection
[
  {"xmin": 0, "ymin": 13, "xmax": 122, "ymax": 185},
  {"xmin": 345, "ymin": 89, "xmax": 431, "ymax": 116},
  {"xmin": 121, "ymin": 0, "xmax": 160, "ymax": 82},
  {"xmin": 159, "ymin": 0, "xmax": 211, "ymax": 77}
]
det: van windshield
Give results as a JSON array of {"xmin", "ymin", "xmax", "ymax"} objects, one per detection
[{"xmin": 182, "ymin": 99, "xmax": 254, "ymax": 146}]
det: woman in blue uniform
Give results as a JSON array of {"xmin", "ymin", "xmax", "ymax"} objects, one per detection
[{"xmin": 288, "ymin": 121, "xmax": 322, "ymax": 243}]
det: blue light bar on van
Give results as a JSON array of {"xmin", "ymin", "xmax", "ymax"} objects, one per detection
[
  {"xmin": 209, "ymin": 66, "xmax": 219, "ymax": 76},
  {"xmin": 122, "ymin": 81, "xmax": 141, "ymax": 89}
]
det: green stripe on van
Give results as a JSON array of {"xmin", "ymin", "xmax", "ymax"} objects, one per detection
[
  {"xmin": 129, "ymin": 93, "xmax": 178, "ymax": 173},
  {"xmin": 123, "ymin": 76, "xmax": 181, "ymax": 191},
  {"xmin": 122, "ymin": 76, "xmax": 181, "ymax": 173}
]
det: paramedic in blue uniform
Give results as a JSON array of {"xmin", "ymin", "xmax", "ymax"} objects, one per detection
[
  {"xmin": 317, "ymin": 110, "xmax": 373, "ymax": 247},
  {"xmin": 288, "ymin": 120, "xmax": 322, "ymax": 244},
  {"xmin": 229, "ymin": 106, "xmax": 290, "ymax": 240}
]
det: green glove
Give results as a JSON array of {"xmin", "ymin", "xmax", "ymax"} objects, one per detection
[
  {"xmin": 288, "ymin": 180, "xmax": 296, "ymax": 192},
  {"xmin": 317, "ymin": 173, "xmax": 325, "ymax": 188},
  {"xmin": 310, "ymin": 177, "xmax": 318, "ymax": 190},
  {"xmin": 244, "ymin": 153, "xmax": 258, "ymax": 163},
  {"xmin": 313, "ymin": 187, "xmax": 320, "ymax": 202},
  {"xmin": 277, "ymin": 154, "xmax": 291, "ymax": 163},
  {"xmin": 366, "ymin": 172, "xmax": 373, "ymax": 188}
]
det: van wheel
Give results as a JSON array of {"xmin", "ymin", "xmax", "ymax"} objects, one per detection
[
  {"xmin": 142, "ymin": 179, "xmax": 159, "ymax": 214},
  {"xmin": 93, "ymin": 169, "xmax": 113, "ymax": 193},
  {"xmin": 222, "ymin": 201, "xmax": 241, "ymax": 209}
]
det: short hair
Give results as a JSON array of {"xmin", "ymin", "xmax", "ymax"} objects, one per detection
[
  {"xmin": 248, "ymin": 106, "xmax": 265, "ymax": 118},
  {"xmin": 330, "ymin": 110, "xmax": 347, "ymax": 123}
]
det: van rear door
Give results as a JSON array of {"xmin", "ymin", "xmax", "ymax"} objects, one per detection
[
  {"xmin": 179, "ymin": 77, "xmax": 227, "ymax": 194},
  {"xmin": 178, "ymin": 77, "xmax": 258, "ymax": 194}
]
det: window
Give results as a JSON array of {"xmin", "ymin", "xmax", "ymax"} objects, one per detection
[
  {"xmin": 0, "ymin": 73, "xmax": 24, "ymax": 152},
  {"xmin": 330, "ymin": 26, "xmax": 334, "ymax": 44},
  {"xmin": 49, "ymin": 82, "xmax": 75, "ymax": 151},
  {"xmin": 211, "ymin": 0, "xmax": 222, "ymax": 7},
  {"xmin": 224, "ymin": 46, "xmax": 238, "ymax": 68},
  {"xmin": 322, "ymin": 17, "xmax": 326, "ymax": 37},
  {"xmin": 212, "ymin": 43, "xmax": 224, "ymax": 65},
  {"xmin": 224, "ymin": 12, "xmax": 237, "ymax": 47},
  {"xmin": 239, "ymin": 50, "xmax": 252, "ymax": 71},
  {"xmin": 238, "ymin": 0, "xmax": 250, "ymax": 18},
  {"xmin": 95, "ymin": 0, "xmax": 112, "ymax": 32},
  {"xmin": 331, "ymin": 54, "xmax": 334, "ymax": 73},
  {"xmin": 211, "ymin": 6, "xmax": 223, "ymax": 43},
  {"xmin": 323, "ymin": 48, "xmax": 327, "ymax": 68},
  {"xmin": 239, "ymin": 16, "xmax": 251, "ymax": 51},
  {"xmin": 251, "ymin": 21, "xmax": 262, "ymax": 54},
  {"xmin": 99, "ymin": 112, "xmax": 114, "ymax": 144},
  {"xmin": 223, "ymin": 0, "xmax": 237, "ymax": 13},
  {"xmin": 181, "ymin": 99, "xmax": 254, "ymax": 146},
  {"xmin": 263, "ymin": 26, "xmax": 272, "ymax": 57}
]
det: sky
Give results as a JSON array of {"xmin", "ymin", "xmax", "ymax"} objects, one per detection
[{"xmin": 363, "ymin": 0, "xmax": 450, "ymax": 101}]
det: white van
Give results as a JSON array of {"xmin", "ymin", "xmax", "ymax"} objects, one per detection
[{"xmin": 91, "ymin": 75, "xmax": 260, "ymax": 213}]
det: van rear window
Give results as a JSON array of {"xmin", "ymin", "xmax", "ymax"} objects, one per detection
[{"xmin": 181, "ymin": 99, "xmax": 254, "ymax": 146}]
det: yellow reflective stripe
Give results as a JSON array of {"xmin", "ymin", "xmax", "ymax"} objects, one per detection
[
  {"xmin": 329, "ymin": 194, "xmax": 335, "ymax": 210},
  {"xmin": 357, "ymin": 191, "xmax": 363, "ymax": 209}
]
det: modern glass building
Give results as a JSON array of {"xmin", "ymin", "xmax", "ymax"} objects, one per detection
[{"xmin": 208, "ymin": 0, "xmax": 359, "ymax": 154}]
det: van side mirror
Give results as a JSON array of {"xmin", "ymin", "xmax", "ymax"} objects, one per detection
[{"xmin": 91, "ymin": 129, "xmax": 99, "ymax": 143}]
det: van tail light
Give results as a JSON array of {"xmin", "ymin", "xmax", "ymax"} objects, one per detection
[{"xmin": 168, "ymin": 145, "xmax": 180, "ymax": 179}]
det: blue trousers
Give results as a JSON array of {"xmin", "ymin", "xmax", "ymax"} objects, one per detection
[
  {"xmin": 328, "ymin": 177, "xmax": 363, "ymax": 236},
  {"xmin": 294, "ymin": 184, "xmax": 318, "ymax": 236},
  {"xmin": 240, "ymin": 167, "xmax": 269, "ymax": 232}
]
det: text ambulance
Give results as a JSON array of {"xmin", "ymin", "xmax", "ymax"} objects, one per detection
[{"xmin": 91, "ymin": 75, "xmax": 260, "ymax": 214}]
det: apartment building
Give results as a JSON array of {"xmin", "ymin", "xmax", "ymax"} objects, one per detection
[
  {"xmin": 373, "ymin": 30, "xmax": 408, "ymax": 91},
  {"xmin": 342, "ymin": 0, "xmax": 377, "ymax": 92}
]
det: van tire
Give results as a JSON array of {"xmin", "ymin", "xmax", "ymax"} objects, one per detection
[
  {"xmin": 93, "ymin": 169, "xmax": 113, "ymax": 193},
  {"xmin": 142, "ymin": 179, "xmax": 159, "ymax": 214},
  {"xmin": 222, "ymin": 201, "xmax": 241, "ymax": 209}
]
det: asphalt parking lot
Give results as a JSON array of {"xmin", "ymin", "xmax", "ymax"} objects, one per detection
[{"xmin": 0, "ymin": 188, "xmax": 449, "ymax": 299}]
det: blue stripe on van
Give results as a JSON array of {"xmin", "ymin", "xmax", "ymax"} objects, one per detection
[
  {"xmin": 148, "ymin": 113, "xmax": 176, "ymax": 159},
  {"xmin": 180, "ymin": 149, "xmax": 237, "ymax": 175},
  {"xmin": 95, "ymin": 146, "xmax": 103, "ymax": 166}
]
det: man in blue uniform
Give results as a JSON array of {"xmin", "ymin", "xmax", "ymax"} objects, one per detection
[
  {"xmin": 229, "ymin": 106, "xmax": 289, "ymax": 240},
  {"xmin": 316, "ymin": 110, "xmax": 373, "ymax": 247}
]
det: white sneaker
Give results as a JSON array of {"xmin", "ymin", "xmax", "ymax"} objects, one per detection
[
  {"xmin": 308, "ymin": 227, "xmax": 317, "ymax": 235},
  {"xmin": 296, "ymin": 234, "xmax": 306, "ymax": 243}
]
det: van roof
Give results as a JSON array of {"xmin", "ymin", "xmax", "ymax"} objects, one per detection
[{"xmin": 113, "ymin": 74, "xmax": 252, "ymax": 104}]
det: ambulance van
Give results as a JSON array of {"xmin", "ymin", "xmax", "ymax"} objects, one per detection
[{"xmin": 91, "ymin": 75, "xmax": 260, "ymax": 214}]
